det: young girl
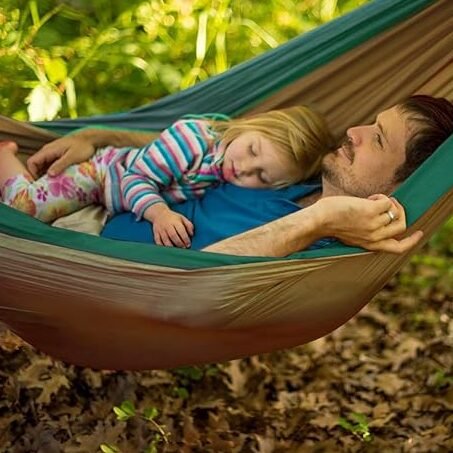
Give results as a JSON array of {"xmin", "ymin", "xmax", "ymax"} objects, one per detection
[{"xmin": 0, "ymin": 106, "xmax": 334, "ymax": 247}]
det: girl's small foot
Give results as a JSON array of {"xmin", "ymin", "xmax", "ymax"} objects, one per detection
[{"xmin": 0, "ymin": 141, "xmax": 19, "ymax": 154}]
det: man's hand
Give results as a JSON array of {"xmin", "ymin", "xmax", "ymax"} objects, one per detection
[
  {"xmin": 316, "ymin": 194, "xmax": 423, "ymax": 254},
  {"xmin": 27, "ymin": 135, "xmax": 96, "ymax": 178},
  {"xmin": 144, "ymin": 204, "xmax": 194, "ymax": 248}
]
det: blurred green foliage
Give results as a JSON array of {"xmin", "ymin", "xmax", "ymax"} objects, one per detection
[{"xmin": 0, "ymin": 0, "xmax": 369, "ymax": 120}]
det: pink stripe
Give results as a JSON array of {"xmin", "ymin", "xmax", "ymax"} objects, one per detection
[
  {"xmin": 175, "ymin": 121, "xmax": 200, "ymax": 159},
  {"xmin": 160, "ymin": 135, "xmax": 187, "ymax": 175},
  {"xmin": 137, "ymin": 154, "xmax": 172, "ymax": 179},
  {"xmin": 197, "ymin": 168, "xmax": 215, "ymax": 176}
]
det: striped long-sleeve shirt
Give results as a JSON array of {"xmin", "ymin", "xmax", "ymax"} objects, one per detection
[{"xmin": 105, "ymin": 119, "xmax": 225, "ymax": 218}]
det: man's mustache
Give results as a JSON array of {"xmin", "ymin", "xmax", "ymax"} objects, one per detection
[{"xmin": 338, "ymin": 136, "xmax": 354, "ymax": 163}]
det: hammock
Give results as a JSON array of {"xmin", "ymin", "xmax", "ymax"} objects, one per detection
[{"xmin": 0, "ymin": 0, "xmax": 452, "ymax": 370}]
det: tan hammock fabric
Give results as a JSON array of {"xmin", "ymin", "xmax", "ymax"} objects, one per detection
[
  {"xmin": 0, "ymin": 0, "xmax": 452, "ymax": 370},
  {"xmin": 247, "ymin": 0, "xmax": 453, "ymax": 137}
]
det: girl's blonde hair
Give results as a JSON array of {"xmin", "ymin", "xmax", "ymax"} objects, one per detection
[{"xmin": 212, "ymin": 106, "xmax": 335, "ymax": 186}]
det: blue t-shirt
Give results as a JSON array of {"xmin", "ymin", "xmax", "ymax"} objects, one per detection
[{"xmin": 101, "ymin": 183, "xmax": 322, "ymax": 249}]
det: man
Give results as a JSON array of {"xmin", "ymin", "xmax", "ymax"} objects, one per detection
[
  {"xmin": 27, "ymin": 95, "xmax": 453, "ymax": 256},
  {"xmin": 204, "ymin": 95, "xmax": 453, "ymax": 255}
]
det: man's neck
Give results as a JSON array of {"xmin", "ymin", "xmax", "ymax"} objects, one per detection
[
  {"xmin": 296, "ymin": 175, "xmax": 341, "ymax": 207},
  {"xmin": 296, "ymin": 189, "xmax": 322, "ymax": 207},
  {"xmin": 318, "ymin": 175, "xmax": 340, "ymax": 198}
]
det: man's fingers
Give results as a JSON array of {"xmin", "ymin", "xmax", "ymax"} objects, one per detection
[
  {"xmin": 366, "ymin": 230, "xmax": 423, "ymax": 254},
  {"xmin": 394, "ymin": 230, "xmax": 424, "ymax": 252},
  {"xmin": 47, "ymin": 154, "xmax": 73, "ymax": 176},
  {"xmin": 27, "ymin": 143, "xmax": 66, "ymax": 177},
  {"xmin": 367, "ymin": 193, "xmax": 388, "ymax": 202}
]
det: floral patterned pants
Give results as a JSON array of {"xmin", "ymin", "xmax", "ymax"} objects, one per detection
[{"xmin": 1, "ymin": 147, "xmax": 119, "ymax": 223}]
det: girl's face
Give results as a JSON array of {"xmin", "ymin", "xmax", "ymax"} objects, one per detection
[{"xmin": 221, "ymin": 131, "xmax": 296, "ymax": 188}]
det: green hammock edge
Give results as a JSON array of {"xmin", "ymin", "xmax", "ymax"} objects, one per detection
[
  {"xmin": 0, "ymin": 134, "xmax": 451, "ymax": 269},
  {"xmin": 1, "ymin": 0, "xmax": 451, "ymax": 269}
]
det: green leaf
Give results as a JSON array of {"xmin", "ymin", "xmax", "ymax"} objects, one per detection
[
  {"xmin": 44, "ymin": 57, "xmax": 68, "ymax": 84},
  {"xmin": 338, "ymin": 417, "xmax": 354, "ymax": 431},
  {"xmin": 64, "ymin": 77, "xmax": 78, "ymax": 118},
  {"xmin": 174, "ymin": 386, "xmax": 190, "ymax": 399},
  {"xmin": 144, "ymin": 407, "xmax": 159, "ymax": 420},
  {"xmin": 351, "ymin": 412, "xmax": 368, "ymax": 426},
  {"xmin": 120, "ymin": 400, "xmax": 136, "ymax": 416},
  {"xmin": 100, "ymin": 444, "xmax": 120, "ymax": 453},
  {"xmin": 113, "ymin": 401, "xmax": 135, "ymax": 421},
  {"xmin": 113, "ymin": 406, "xmax": 131, "ymax": 421}
]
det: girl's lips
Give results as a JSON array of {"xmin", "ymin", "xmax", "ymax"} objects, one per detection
[{"xmin": 223, "ymin": 163, "xmax": 235, "ymax": 181}]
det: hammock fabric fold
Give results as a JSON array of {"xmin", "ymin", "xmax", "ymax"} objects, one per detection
[{"xmin": 0, "ymin": 0, "xmax": 452, "ymax": 370}]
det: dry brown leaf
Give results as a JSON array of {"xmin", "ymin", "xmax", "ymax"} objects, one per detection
[
  {"xmin": 65, "ymin": 419, "xmax": 125, "ymax": 453},
  {"xmin": 208, "ymin": 411, "xmax": 230, "ymax": 432},
  {"xmin": 375, "ymin": 372, "xmax": 406, "ymax": 396},
  {"xmin": 372, "ymin": 402, "xmax": 391, "ymax": 418},
  {"xmin": 183, "ymin": 414, "xmax": 201, "ymax": 447},
  {"xmin": 0, "ymin": 329, "xmax": 26, "ymax": 351},
  {"xmin": 273, "ymin": 390, "xmax": 299, "ymax": 412},
  {"xmin": 298, "ymin": 392, "xmax": 332, "ymax": 411},
  {"xmin": 16, "ymin": 357, "xmax": 70, "ymax": 405},
  {"xmin": 223, "ymin": 360, "xmax": 248, "ymax": 397},
  {"xmin": 390, "ymin": 337, "xmax": 425, "ymax": 370},
  {"xmin": 309, "ymin": 412, "xmax": 339, "ymax": 430},
  {"xmin": 254, "ymin": 432, "xmax": 275, "ymax": 453}
]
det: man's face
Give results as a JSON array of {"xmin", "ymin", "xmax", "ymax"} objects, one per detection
[{"xmin": 321, "ymin": 106, "xmax": 411, "ymax": 197}]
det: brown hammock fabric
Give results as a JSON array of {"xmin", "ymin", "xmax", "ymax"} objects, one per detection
[{"xmin": 0, "ymin": 0, "xmax": 452, "ymax": 370}]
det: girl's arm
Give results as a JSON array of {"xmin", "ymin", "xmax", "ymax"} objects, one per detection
[
  {"xmin": 27, "ymin": 128, "xmax": 159, "ymax": 178},
  {"xmin": 203, "ymin": 196, "xmax": 423, "ymax": 256},
  {"xmin": 121, "ymin": 120, "xmax": 210, "ymax": 218}
]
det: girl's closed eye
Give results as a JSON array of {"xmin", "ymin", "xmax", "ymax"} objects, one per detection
[{"xmin": 249, "ymin": 145, "xmax": 257, "ymax": 156}]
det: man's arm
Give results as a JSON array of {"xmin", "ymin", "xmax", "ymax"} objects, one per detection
[
  {"xmin": 203, "ymin": 196, "xmax": 423, "ymax": 257},
  {"xmin": 73, "ymin": 128, "xmax": 159, "ymax": 148},
  {"xmin": 203, "ymin": 205, "xmax": 321, "ymax": 257},
  {"xmin": 27, "ymin": 128, "xmax": 159, "ymax": 178}
]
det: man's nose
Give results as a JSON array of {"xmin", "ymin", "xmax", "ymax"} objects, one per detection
[{"xmin": 346, "ymin": 126, "xmax": 362, "ymax": 147}]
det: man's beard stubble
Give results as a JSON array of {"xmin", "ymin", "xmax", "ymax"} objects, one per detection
[
  {"xmin": 321, "ymin": 136, "xmax": 355, "ymax": 196},
  {"xmin": 320, "ymin": 137, "xmax": 394, "ymax": 198}
]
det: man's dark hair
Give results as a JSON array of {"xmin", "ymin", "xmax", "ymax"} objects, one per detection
[{"xmin": 394, "ymin": 95, "xmax": 453, "ymax": 183}]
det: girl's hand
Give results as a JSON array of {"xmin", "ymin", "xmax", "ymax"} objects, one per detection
[
  {"xmin": 315, "ymin": 194, "xmax": 423, "ymax": 253},
  {"xmin": 148, "ymin": 207, "xmax": 194, "ymax": 248},
  {"xmin": 27, "ymin": 135, "xmax": 96, "ymax": 178}
]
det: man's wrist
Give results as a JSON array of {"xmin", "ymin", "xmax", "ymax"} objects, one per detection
[
  {"xmin": 308, "ymin": 198, "xmax": 331, "ymax": 239},
  {"xmin": 74, "ymin": 129, "xmax": 108, "ymax": 148}
]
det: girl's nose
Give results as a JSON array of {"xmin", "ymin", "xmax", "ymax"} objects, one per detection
[{"xmin": 239, "ymin": 162, "xmax": 258, "ymax": 177}]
